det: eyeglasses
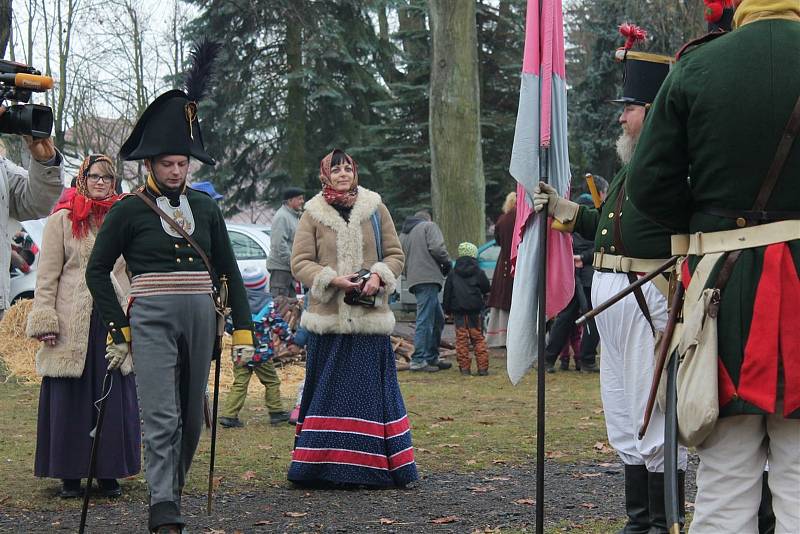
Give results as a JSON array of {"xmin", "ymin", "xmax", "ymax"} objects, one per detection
[{"xmin": 86, "ymin": 174, "xmax": 114, "ymax": 184}]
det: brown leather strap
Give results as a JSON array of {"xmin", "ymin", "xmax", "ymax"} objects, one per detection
[
  {"xmin": 753, "ymin": 94, "xmax": 800, "ymax": 212},
  {"xmin": 613, "ymin": 182, "xmax": 656, "ymax": 334},
  {"xmin": 134, "ymin": 190, "xmax": 218, "ymax": 285},
  {"xmin": 715, "ymin": 93, "xmax": 800, "ymax": 291}
]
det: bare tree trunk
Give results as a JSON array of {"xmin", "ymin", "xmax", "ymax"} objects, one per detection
[
  {"xmin": 0, "ymin": 0, "xmax": 11, "ymax": 59},
  {"xmin": 53, "ymin": 0, "xmax": 78, "ymax": 151},
  {"xmin": 428, "ymin": 0, "xmax": 485, "ymax": 253},
  {"xmin": 285, "ymin": 5, "xmax": 306, "ymax": 187}
]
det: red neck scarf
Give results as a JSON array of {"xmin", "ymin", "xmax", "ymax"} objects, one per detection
[
  {"xmin": 319, "ymin": 149, "xmax": 359, "ymax": 208},
  {"xmin": 52, "ymin": 155, "xmax": 119, "ymax": 238}
]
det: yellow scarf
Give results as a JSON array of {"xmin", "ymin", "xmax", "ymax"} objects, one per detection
[
  {"xmin": 734, "ymin": 0, "xmax": 800, "ymax": 27},
  {"xmin": 146, "ymin": 174, "xmax": 187, "ymax": 196}
]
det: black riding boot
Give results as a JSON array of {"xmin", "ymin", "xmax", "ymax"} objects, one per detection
[
  {"xmin": 647, "ymin": 470, "xmax": 685, "ymax": 533},
  {"xmin": 618, "ymin": 464, "xmax": 651, "ymax": 534}
]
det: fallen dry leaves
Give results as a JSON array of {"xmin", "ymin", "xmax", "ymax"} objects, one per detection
[
  {"xmin": 571, "ymin": 472, "xmax": 602, "ymax": 479},
  {"xmin": 241, "ymin": 470, "xmax": 257, "ymax": 480},
  {"xmin": 513, "ymin": 498, "xmax": 536, "ymax": 506},
  {"xmin": 430, "ymin": 515, "xmax": 459, "ymax": 524},
  {"xmin": 283, "ymin": 511, "xmax": 308, "ymax": 518}
]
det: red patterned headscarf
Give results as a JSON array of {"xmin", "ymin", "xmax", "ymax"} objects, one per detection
[
  {"xmin": 52, "ymin": 154, "xmax": 119, "ymax": 238},
  {"xmin": 319, "ymin": 149, "xmax": 359, "ymax": 208}
]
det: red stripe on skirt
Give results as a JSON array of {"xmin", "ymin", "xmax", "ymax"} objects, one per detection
[
  {"xmin": 292, "ymin": 448, "xmax": 389, "ymax": 470},
  {"xmin": 388, "ymin": 447, "xmax": 415, "ymax": 470}
]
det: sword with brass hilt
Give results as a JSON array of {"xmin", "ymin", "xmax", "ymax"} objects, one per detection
[{"xmin": 207, "ymin": 275, "xmax": 230, "ymax": 515}]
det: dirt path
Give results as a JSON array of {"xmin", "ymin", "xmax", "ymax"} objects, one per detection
[{"xmin": 0, "ymin": 458, "xmax": 698, "ymax": 533}]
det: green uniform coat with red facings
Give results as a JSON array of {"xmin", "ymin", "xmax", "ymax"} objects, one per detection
[{"xmin": 625, "ymin": 19, "xmax": 800, "ymax": 419}]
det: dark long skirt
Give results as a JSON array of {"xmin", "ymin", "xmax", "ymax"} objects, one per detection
[
  {"xmin": 288, "ymin": 333, "xmax": 418, "ymax": 487},
  {"xmin": 34, "ymin": 308, "xmax": 141, "ymax": 480}
]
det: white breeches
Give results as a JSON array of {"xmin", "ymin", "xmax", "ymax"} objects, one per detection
[
  {"xmin": 592, "ymin": 271, "xmax": 688, "ymax": 472},
  {"xmin": 690, "ymin": 399, "xmax": 800, "ymax": 533}
]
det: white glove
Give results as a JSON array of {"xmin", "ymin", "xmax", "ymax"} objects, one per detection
[
  {"xmin": 233, "ymin": 344, "xmax": 255, "ymax": 362},
  {"xmin": 105, "ymin": 342, "xmax": 130, "ymax": 371},
  {"xmin": 532, "ymin": 181, "xmax": 579, "ymax": 224},
  {"xmin": 532, "ymin": 182, "xmax": 558, "ymax": 213}
]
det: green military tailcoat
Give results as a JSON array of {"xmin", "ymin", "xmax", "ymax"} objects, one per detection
[
  {"xmin": 86, "ymin": 181, "xmax": 253, "ymax": 346},
  {"xmin": 626, "ymin": 18, "xmax": 800, "ymax": 418},
  {"xmin": 574, "ymin": 164, "xmax": 673, "ymax": 260}
]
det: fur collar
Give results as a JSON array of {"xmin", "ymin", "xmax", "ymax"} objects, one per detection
[{"xmin": 303, "ymin": 186, "xmax": 382, "ymax": 232}]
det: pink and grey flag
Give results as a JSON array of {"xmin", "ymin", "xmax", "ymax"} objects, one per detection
[{"xmin": 507, "ymin": 0, "xmax": 575, "ymax": 385}]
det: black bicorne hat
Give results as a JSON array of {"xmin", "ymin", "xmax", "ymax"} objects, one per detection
[
  {"xmin": 119, "ymin": 90, "xmax": 215, "ymax": 165},
  {"xmin": 120, "ymin": 39, "xmax": 220, "ymax": 165},
  {"xmin": 610, "ymin": 49, "xmax": 673, "ymax": 107}
]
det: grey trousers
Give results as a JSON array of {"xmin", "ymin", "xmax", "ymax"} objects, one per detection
[
  {"xmin": 130, "ymin": 293, "xmax": 216, "ymax": 531},
  {"xmin": 268, "ymin": 269, "xmax": 295, "ymax": 297}
]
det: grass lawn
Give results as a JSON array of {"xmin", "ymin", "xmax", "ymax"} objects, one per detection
[{"xmin": 0, "ymin": 353, "xmax": 618, "ymax": 532}]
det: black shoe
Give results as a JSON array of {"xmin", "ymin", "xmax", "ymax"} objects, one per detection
[
  {"xmin": 434, "ymin": 360, "xmax": 453, "ymax": 370},
  {"xmin": 560, "ymin": 361, "xmax": 569, "ymax": 371},
  {"xmin": 580, "ymin": 363, "xmax": 600, "ymax": 374},
  {"xmin": 59, "ymin": 479, "xmax": 82, "ymax": 499},
  {"xmin": 98, "ymin": 479, "xmax": 122, "ymax": 498},
  {"xmin": 616, "ymin": 465, "xmax": 650, "ymax": 534},
  {"xmin": 410, "ymin": 365, "xmax": 440, "ymax": 372},
  {"xmin": 477, "ymin": 369, "xmax": 489, "ymax": 376},
  {"xmin": 269, "ymin": 411, "xmax": 290, "ymax": 425},
  {"xmin": 545, "ymin": 365, "xmax": 556, "ymax": 374},
  {"xmin": 219, "ymin": 416, "xmax": 244, "ymax": 428},
  {"xmin": 460, "ymin": 368, "xmax": 471, "ymax": 376}
]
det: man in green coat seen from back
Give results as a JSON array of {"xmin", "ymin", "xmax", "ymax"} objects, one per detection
[{"xmin": 625, "ymin": 1, "xmax": 800, "ymax": 531}]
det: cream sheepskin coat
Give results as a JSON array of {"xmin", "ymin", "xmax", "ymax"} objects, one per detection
[
  {"xmin": 291, "ymin": 187, "xmax": 404, "ymax": 335},
  {"xmin": 26, "ymin": 208, "xmax": 132, "ymax": 377}
]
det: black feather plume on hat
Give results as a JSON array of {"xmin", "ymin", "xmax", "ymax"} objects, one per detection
[{"xmin": 185, "ymin": 38, "xmax": 222, "ymax": 102}]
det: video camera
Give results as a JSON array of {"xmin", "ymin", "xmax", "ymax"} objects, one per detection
[{"xmin": 0, "ymin": 60, "xmax": 54, "ymax": 139}]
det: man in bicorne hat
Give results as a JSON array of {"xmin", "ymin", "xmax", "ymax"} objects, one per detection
[
  {"xmin": 625, "ymin": 0, "xmax": 800, "ymax": 530},
  {"xmin": 534, "ymin": 28, "xmax": 688, "ymax": 533},
  {"xmin": 86, "ymin": 44, "xmax": 254, "ymax": 533}
]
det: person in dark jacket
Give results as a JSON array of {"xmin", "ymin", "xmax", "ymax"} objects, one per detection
[
  {"xmin": 543, "ymin": 194, "xmax": 600, "ymax": 373},
  {"xmin": 443, "ymin": 242, "xmax": 491, "ymax": 376}
]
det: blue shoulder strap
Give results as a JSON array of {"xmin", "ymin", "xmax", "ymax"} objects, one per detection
[{"xmin": 371, "ymin": 211, "xmax": 383, "ymax": 261}]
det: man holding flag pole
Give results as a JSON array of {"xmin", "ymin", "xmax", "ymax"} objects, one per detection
[{"xmin": 528, "ymin": 26, "xmax": 688, "ymax": 533}]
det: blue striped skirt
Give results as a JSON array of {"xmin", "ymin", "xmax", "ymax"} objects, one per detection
[{"xmin": 287, "ymin": 333, "xmax": 418, "ymax": 487}]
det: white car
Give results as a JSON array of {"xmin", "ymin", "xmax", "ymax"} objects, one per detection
[
  {"xmin": 7, "ymin": 221, "xmax": 272, "ymax": 306},
  {"xmin": 225, "ymin": 223, "xmax": 272, "ymax": 278},
  {"xmin": 9, "ymin": 218, "xmax": 46, "ymax": 305}
]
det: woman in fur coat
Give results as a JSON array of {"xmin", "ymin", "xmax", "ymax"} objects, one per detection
[
  {"xmin": 27, "ymin": 155, "xmax": 140, "ymax": 498},
  {"xmin": 288, "ymin": 149, "xmax": 417, "ymax": 487}
]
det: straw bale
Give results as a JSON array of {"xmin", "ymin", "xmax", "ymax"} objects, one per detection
[{"xmin": 0, "ymin": 299, "xmax": 40, "ymax": 383}]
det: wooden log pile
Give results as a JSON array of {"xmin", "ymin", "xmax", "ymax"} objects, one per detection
[
  {"xmin": 271, "ymin": 295, "xmax": 305, "ymax": 365},
  {"xmin": 391, "ymin": 334, "xmax": 456, "ymax": 370}
]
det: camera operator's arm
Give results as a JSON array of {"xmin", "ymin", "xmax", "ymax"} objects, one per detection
[{"xmin": 4, "ymin": 135, "xmax": 63, "ymax": 221}]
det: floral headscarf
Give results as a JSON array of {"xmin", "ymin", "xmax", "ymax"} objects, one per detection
[
  {"xmin": 52, "ymin": 154, "xmax": 119, "ymax": 238},
  {"xmin": 319, "ymin": 149, "xmax": 359, "ymax": 208}
]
